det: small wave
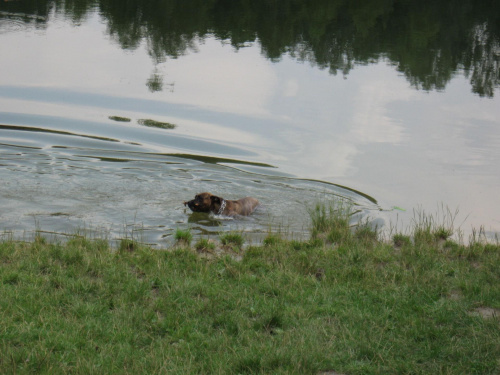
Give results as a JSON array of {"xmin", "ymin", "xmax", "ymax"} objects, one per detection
[
  {"xmin": 0, "ymin": 11, "xmax": 47, "ymax": 34},
  {"xmin": 0, "ymin": 18, "xmax": 26, "ymax": 34},
  {"xmin": 0, "ymin": 11, "xmax": 47, "ymax": 21}
]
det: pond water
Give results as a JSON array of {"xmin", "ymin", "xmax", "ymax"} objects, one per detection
[{"xmin": 1, "ymin": 0, "xmax": 499, "ymax": 246}]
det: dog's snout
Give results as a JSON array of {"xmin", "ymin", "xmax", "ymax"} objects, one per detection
[
  {"xmin": 184, "ymin": 193, "xmax": 217, "ymax": 214},
  {"xmin": 185, "ymin": 199, "xmax": 201, "ymax": 212}
]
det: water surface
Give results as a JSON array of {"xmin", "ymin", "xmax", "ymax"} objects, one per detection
[{"xmin": 1, "ymin": 0, "xmax": 499, "ymax": 244}]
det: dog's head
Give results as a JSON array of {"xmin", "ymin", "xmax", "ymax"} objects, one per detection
[{"xmin": 184, "ymin": 192, "xmax": 222, "ymax": 213}]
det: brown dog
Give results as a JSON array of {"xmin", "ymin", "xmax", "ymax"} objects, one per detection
[{"xmin": 184, "ymin": 192, "xmax": 259, "ymax": 216}]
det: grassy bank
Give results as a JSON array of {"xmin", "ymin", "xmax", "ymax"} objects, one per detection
[{"xmin": 1, "ymin": 203, "xmax": 499, "ymax": 374}]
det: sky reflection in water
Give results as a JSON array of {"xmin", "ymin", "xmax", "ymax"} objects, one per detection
[{"xmin": 0, "ymin": 1, "xmax": 499, "ymax": 242}]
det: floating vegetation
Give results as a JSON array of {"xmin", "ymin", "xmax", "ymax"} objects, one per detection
[
  {"xmin": 49, "ymin": 212, "xmax": 70, "ymax": 217},
  {"xmin": 108, "ymin": 116, "xmax": 131, "ymax": 122},
  {"xmin": 137, "ymin": 119, "xmax": 176, "ymax": 129},
  {"xmin": 108, "ymin": 116, "xmax": 175, "ymax": 129}
]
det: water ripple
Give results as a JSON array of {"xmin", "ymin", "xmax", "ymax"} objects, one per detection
[
  {"xmin": 0, "ymin": 109, "xmax": 380, "ymax": 245},
  {"xmin": 0, "ymin": 18, "xmax": 26, "ymax": 34},
  {"xmin": 0, "ymin": 140, "xmax": 379, "ymax": 245}
]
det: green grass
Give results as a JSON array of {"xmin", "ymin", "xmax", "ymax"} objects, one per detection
[
  {"xmin": 309, "ymin": 199, "xmax": 353, "ymax": 244},
  {"xmin": 219, "ymin": 232, "xmax": 245, "ymax": 249},
  {"xmin": 393, "ymin": 233, "xmax": 411, "ymax": 247},
  {"xmin": 174, "ymin": 228, "xmax": 192, "ymax": 245},
  {"xmin": 0, "ymin": 202, "xmax": 499, "ymax": 374},
  {"xmin": 194, "ymin": 238, "xmax": 216, "ymax": 252},
  {"xmin": 118, "ymin": 238, "xmax": 138, "ymax": 252}
]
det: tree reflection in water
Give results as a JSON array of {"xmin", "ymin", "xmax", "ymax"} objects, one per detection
[{"xmin": 0, "ymin": 0, "xmax": 498, "ymax": 97}]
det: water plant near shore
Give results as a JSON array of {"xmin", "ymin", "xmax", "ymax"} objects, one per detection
[
  {"xmin": 195, "ymin": 238, "xmax": 216, "ymax": 253},
  {"xmin": 174, "ymin": 228, "xmax": 193, "ymax": 246},
  {"xmin": 219, "ymin": 231, "xmax": 245, "ymax": 249}
]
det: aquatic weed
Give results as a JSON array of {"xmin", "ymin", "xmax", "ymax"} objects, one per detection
[
  {"xmin": 137, "ymin": 119, "xmax": 176, "ymax": 129},
  {"xmin": 174, "ymin": 228, "xmax": 193, "ymax": 245}
]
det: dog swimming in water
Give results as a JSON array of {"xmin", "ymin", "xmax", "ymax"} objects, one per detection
[{"xmin": 184, "ymin": 192, "xmax": 259, "ymax": 216}]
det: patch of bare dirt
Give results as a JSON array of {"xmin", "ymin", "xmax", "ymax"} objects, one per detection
[{"xmin": 469, "ymin": 307, "xmax": 500, "ymax": 319}]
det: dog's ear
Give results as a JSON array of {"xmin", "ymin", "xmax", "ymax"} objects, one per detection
[{"xmin": 210, "ymin": 196, "xmax": 221, "ymax": 204}]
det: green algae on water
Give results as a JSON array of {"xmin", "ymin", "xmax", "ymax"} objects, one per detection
[{"xmin": 137, "ymin": 119, "xmax": 176, "ymax": 129}]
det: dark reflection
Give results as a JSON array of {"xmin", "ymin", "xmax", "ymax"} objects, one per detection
[
  {"xmin": 137, "ymin": 119, "xmax": 175, "ymax": 130},
  {"xmin": 186, "ymin": 212, "xmax": 224, "ymax": 227},
  {"xmin": 146, "ymin": 72, "xmax": 163, "ymax": 93},
  {"xmin": 1, "ymin": 0, "xmax": 498, "ymax": 97},
  {"xmin": 165, "ymin": 153, "xmax": 274, "ymax": 168},
  {"xmin": 0, "ymin": 124, "xmax": 120, "ymax": 142}
]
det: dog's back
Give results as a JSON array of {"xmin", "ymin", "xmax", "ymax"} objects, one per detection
[{"xmin": 233, "ymin": 197, "xmax": 259, "ymax": 216}]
